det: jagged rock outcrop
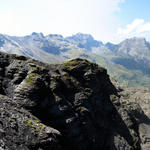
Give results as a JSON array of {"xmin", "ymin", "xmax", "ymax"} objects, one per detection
[
  {"xmin": 114, "ymin": 84, "xmax": 150, "ymax": 150},
  {"xmin": 0, "ymin": 52, "xmax": 150, "ymax": 150}
]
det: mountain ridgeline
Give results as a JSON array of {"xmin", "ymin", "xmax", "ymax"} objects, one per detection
[{"xmin": 0, "ymin": 33, "xmax": 150, "ymax": 87}]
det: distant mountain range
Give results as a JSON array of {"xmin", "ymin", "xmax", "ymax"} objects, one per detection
[{"xmin": 1, "ymin": 32, "xmax": 150, "ymax": 87}]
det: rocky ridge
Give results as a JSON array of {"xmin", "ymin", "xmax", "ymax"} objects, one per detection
[{"xmin": 0, "ymin": 52, "xmax": 150, "ymax": 150}]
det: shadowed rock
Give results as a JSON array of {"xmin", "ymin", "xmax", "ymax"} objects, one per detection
[{"xmin": 0, "ymin": 51, "xmax": 150, "ymax": 150}]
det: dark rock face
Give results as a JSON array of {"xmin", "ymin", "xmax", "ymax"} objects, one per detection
[{"xmin": 0, "ymin": 52, "xmax": 150, "ymax": 150}]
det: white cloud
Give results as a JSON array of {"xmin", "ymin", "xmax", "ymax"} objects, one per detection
[
  {"xmin": 117, "ymin": 19, "xmax": 150, "ymax": 41},
  {"xmin": 0, "ymin": 13, "xmax": 19, "ymax": 35},
  {"xmin": 0, "ymin": 0, "xmax": 124, "ymax": 42}
]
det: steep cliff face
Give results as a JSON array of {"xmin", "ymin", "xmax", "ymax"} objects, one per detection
[{"xmin": 0, "ymin": 52, "xmax": 150, "ymax": 150}]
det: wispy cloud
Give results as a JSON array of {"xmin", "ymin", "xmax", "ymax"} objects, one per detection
[
  {"xmin": 0, "ymin": 0, "xmax": 124, "ymax": 42},
  {"xmin": 117, "ymin": 19, "xmax": 150, "ymax": 41}
]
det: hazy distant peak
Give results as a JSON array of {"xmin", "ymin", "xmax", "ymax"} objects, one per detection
[
  {"xmin": 132, "ymin": 37, "xmax": 146, "ymax": 41},
  {"xmin": 0, "ymin": 34, "xmax": 6, "ymax": 40},
  {"xmin": 105, "ymin": 42, "xmax": 116, "ymax": 47},
  {"xmin": 120, "ymin": 37, "xmax": 147, "ymax": 44},
  {"xmin": 47, "ymin": 34, "xmax": 63, "ymax": 39},
  {"xmin": 76, "ymin": 32, "xmax": 93, "ymax": 38},
  {"xmin": 66, "ymin": 33, "xmax": 103, "ymax": 50},
  {"xmin": 31, "ymin": 32, "xmax": 44, "ymax": 38},
  {"xmin": 67, "ymin": 33, "xmax": 94, "ymax": 41},
  {"xmin": 105, "ymin": 42, "xmax": 118, "ymax": 52}
]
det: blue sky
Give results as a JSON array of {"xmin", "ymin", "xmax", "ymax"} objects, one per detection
[
  {"xmin": 117, "ymin": 0, "xmax": 150, "ymax": 24},
  {"xmin": 0, "ymin": 0, "xmax": 150, "ymax": 43},
  {"xmin": 116, "ymin": 0, "xmax": 150, "ymax": 42}
]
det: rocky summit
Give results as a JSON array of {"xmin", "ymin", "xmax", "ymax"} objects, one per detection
[{"xmin": 0, "ymin": 52, "xmax": 150, "ymax": 150}]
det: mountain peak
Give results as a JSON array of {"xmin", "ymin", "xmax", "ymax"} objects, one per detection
[
  {"xmin": 66, "ymin": 33, "xmax": 103, "ymax": 50},
  {"xmin": 47, "ymin": 34, "xmax": 63, "ymax": 39},
  {"xmin": 121, "ymin": 37, "xmax": 147, "ymax": 44},
  {"xmin": 68, "ymin": 33, "xmax": 94, "ymax": 41},
  {"xmin": 31, "ymin": 32, "xmax": 44, "ymax": 38}
]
